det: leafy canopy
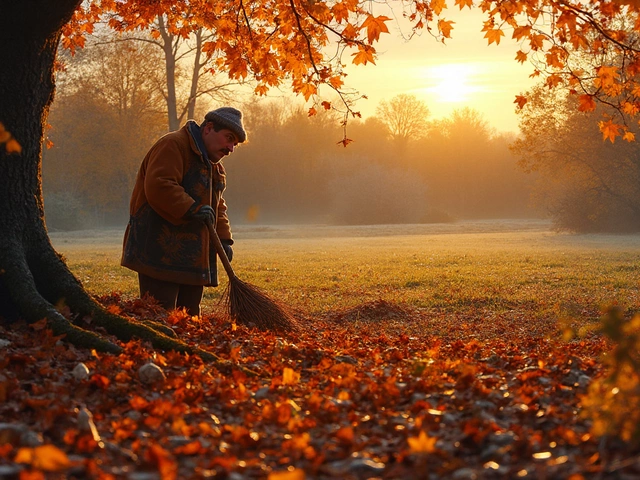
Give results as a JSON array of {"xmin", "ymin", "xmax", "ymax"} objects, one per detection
[{"xmin": 60, "ymin": 0, "xmax": 640, "ymax": 143}]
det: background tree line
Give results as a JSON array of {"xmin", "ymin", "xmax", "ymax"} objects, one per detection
[
  {"xmin": 512, "ymin": 86, "xmax": 640, "ymax": 233},
  {"xmin": 43, "ymin": 36, "xmax": 640, "ymax": 232},
  {"xmin": 43, "ymin": 39, "xmax": 535, "ymax": 230}
]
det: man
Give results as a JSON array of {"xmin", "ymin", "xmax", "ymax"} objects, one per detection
[{"xmin": 121, "ymin": 107, "xmax": 247, "ymax": 316}]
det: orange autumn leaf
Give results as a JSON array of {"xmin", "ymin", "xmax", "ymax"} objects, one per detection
[
  {"xmin": 545, "ymin": 73, "xmax": 563, "ymax": 88},
  {"xmin": 515, "ymin": 50, "xmax": 528, "ymax": 63},
  {"xmin": 514, "ymin": 95, "xmax": 528, "ymax": 109},
  {"xmin": 431, "ymin": 0, "xmax": 447, "ymax": 15},
  {"xmin": 361, "ymin": 14, "xmax": 391, "ymax": 43},
  {"xmin": 282, "ymin": 367, "xmax": 300, "ymax": 385},
  {"xmin": 335, "ymin": 426, "xmax": 355, "ymax": 444},
  {"xmin": 331, "ymin": 2, "xmax": 350, "ymax": 23},
  {"xmin": 351, "ymin": 45, "xmax": 376, "ymax": 65},
  {"xmin": 341, "ymin": 22, "xmax": 358, "ymax": 40},
  {"xmin": 146, "ymin": 444, "xmax": 177, "ymax": 480},
  {"xmin": 14, "ymin": 445, "xmax": 73, "ymax": 472},
  {"xmin": 173, "ymin": 440, "xmax": 203, "ymax": 455},
  {"xmin": 454, "ymin": 0, "xmax": 474, "ymax": 9},
  {"xmin": 599, "ymin": 119, "xmax": 622, "ymax": 142},
  {"xmin": 129, "ymin": 395, "xmax": 149, "ymax": 410},
  {"xmin": 546, "ymin": 50, "xmax": 565, "ymax": 69},
  {"xmin": 90, "ymin": 374, "xmax": 110, "ymax": 389},
  {"xmin": 557, "ymin": 10, "xmax": 578, "ymax": 31},
  {"xmin": 298, "ymin": 83, "xmax": 317, "ymax": 101},
  {"xmin": 0, "ymin": 123, "xmax": 21, "ymax": 154},
  {"xmin": 484, "ymin": 28, "xmax": 504, "ymax": 45},
  {"xmin": 578, "ymin": 94, "xmax": 596, "ymax": 112},
  {"xmin": 18, "ymin": 471, "xmax": 45, "ymax": 480},
  {"xmin": 5, "ymin": 138, "xmax": 21, "ymax": 154},
  {"xmin": 106, "ymin": 304, "xmax": 121, "ymax": 314},
  {"xmin": 255, "ymin": 84, "xmax": 269, "ymax": 96},
  {"xmin": 0, "ymin": 444, "xmax": 12, "ymax": 459},
  {"xmin": 328, "ymin": 75, "xmax": 343, "ymax": 89},
  {"xmin": 622, "ymin": 101, "xmax": 640, "ymax": 116},
  {"xmin": 408, "ymin": 431, "xmax": 437, "ymax": 454},
  {"xmin": 287, "ymin": 432, "xmax": 311, "ymax": 450},
  {"xmin": 530, "ymin": 33, "xmax": 546, "ymax": 50},
  {"xmin": 268, "ymin": 469, "xmax": 305, "ymax": 480},
  {"xmin": 337, "ymin": 137, "xmax": 354, "ymax": 147},
  {"xmin": 438, "ymin": 19, "xmax": 455, "ymax": 38},
  {"xmin": 512, "ymin": 25, "xmax": 532, "ymax": 41},
  {"xmin": 623, "ymin": 131, "xmax": 636, "ymax": 142},
  {"xmin": 595, "ymin": 65, "xmax": 619, "ymax": 88}
]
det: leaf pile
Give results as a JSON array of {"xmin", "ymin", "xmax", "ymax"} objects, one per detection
[{"xmin": 0, "ymin": 294, "xmax": 634, "ymax": 479}]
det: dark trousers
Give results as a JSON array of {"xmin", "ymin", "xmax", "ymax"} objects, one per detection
[{"xmin": 138, "ymin": 273, "xmax": 204, "ymax": 316}]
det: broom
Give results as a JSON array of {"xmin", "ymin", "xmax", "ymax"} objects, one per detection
[{"xmin": 206, "ymin": 221, "xmax": 297, "ymax": 332}]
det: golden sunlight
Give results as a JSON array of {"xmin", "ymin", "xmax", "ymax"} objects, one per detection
[{"xmin": 422, "ymin": 63, "xmax": 483, "ymax": 103}]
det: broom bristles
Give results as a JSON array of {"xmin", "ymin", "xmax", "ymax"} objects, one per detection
[{"xmin": 223, "ymin": 276, "xmax": 297, "ymax": 332}]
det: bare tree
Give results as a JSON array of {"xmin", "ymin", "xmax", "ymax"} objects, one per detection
[
  {"xmin": 376, "ymin": 94, "xmax": 430, "ymax": 144},
  {"xmin": 90, "ymin": 16, "xmax": 243, "ymax": 131},
  {"xmin": 44, "ymin": 40, "xmax": 167, "ymax": 226}
]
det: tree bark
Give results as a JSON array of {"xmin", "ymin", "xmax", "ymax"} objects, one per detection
[
  {"xmin": 0, "ymin": 2, "xmax": 220, "ymax": 362},
  {"xmin": 186, "ymin": 29, "xmax": 204, "ymax": 122},
  {"xmin": 158, "ymin": 15, "xmax": 180, "ymax": 131}
]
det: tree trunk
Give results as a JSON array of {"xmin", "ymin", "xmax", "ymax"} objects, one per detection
[
  {"xmin": 158, "ymin": 15, "xmax": 180, "ymax": 131},
  {"xmin": 0, "ymin": 2, "xmax": 219, "ymax": 361},
  {"xmin": 186, "ymin": 29, "xmax": 204, "ymax": 122}
]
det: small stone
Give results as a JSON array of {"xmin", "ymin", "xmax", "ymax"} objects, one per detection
[
  {"xmin": 138, "ymin": 362, "xmax": 166, "ymax": 385},
  {"xmin": 577, "ymin": 374, "xmax": 592, "ymax": 388},
  {"xmin": 451, "ymin": 467, "xmax": 479, "ymax": 479},
  {"xmin": 348, "ymin": 457, "xmax": 385, "ymax": 474},
  {"xmin": 0, "ymin": 339, "xmax": 11, "ymax": 349},
  {"xmin": 323, "ymin": 454, "xmax": 385, "ymax": 476},
  {"xmin": 72, "ymin": 363, "xmax": 90, "ymax": 381},
  {"xmin": 20, "ymin": 429, "xmax": 44, "ymax": 447},
  {"xmin": 167, "ymin": 436, "xmax": 191, "ymax": 447},
  {"xmin": 128, "ymin": 473, "xmax": 160, "ymax": 480},
  {"xmin": 0, "ymin": 465, "xmax": 21, "ymax": 477},
  {"xmin": 335, "ymin": 355, "xmax": 358, "ymax": 365},
  {"xmin": 253, "ymin": 386, "xmax": 270, "ymax": 400}
]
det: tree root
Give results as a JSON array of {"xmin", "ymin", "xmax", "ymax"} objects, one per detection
[
  {"xmin": 0, "ymin": 240, "xmax": 256, "ymax": 372},
  {"xmin": 1, "ymin": 249, "xmax": 122, "ymax": 354}
]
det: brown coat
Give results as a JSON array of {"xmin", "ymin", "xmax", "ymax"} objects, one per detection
[{"xmin": 121, "ymin": 121, "xmax": 232, "ymax": 286}]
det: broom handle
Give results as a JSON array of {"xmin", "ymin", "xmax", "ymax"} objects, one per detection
[{"xmin": 206, "ymin": 221, "xmax": 236, "ymax": 279}]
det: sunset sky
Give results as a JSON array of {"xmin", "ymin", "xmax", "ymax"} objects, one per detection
[{"xmin": 342, "ymin": 8, "xmax": 538, "ymax": 134}]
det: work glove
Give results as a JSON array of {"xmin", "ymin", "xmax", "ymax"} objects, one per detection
[
  {"xmin": 221, "ymin": 239, "xmax": 233, "ymax": 262},
  {"xmin": 185, "ymin": 204, "xmax": 215, "ymax": 226}
]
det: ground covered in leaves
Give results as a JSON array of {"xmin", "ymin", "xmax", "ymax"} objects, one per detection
[{"xmin": 0, "ymin": 295, "xmax": 634, "ymax": 479}]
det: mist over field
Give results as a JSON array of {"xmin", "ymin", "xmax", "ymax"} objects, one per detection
[{"xmin": 49, "ymin": 219, "xmax": 640, "ymax": 318}]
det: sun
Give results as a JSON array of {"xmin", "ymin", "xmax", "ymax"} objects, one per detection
[{"xmin": 422, "ymin": 63, "xmax": 483, "ymax": 103}]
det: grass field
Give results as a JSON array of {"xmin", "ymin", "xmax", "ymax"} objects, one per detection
[{"xmin": 50, "ymin": 219, "xmax": 640, "ymax": 336}]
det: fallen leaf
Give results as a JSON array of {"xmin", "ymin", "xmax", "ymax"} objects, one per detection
[{"xmin": 14, "ymin": 444, "xmax": 73, "ymax": 472}]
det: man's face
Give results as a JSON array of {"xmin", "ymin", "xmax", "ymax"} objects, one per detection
[{"xmin": 202, "ymin": 123, "xmax": 239, "ymax": 162}]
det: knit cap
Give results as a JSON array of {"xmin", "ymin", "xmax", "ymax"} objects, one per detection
[{"xmin": 204, "ymin": 107, "xmax": 247, "ymax": 143}]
